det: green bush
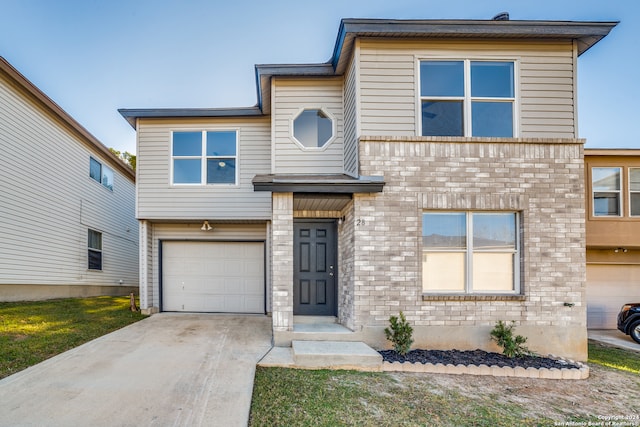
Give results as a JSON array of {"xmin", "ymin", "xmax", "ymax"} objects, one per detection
[
  {"xmin": 384, "ymin": 311, "xmax": 414, "ymax": 355},
  {"xmin": 490, "ymin": 320, "xmax": 530, "ymax": 358}
]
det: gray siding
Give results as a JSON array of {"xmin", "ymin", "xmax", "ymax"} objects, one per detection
[
  {"xmin": 273, "ymin": 78, "xmax": 345, "ymax": 174},
  {"xmin": 0, "ymin": 74, "xmax": 138, "ymax": 291},
  {"xmin": 136, "ymin": 118, "xmax": 272, "ymax": 220},
  {"xmin": 145, "ymin": 222, "xmax": 268, "ymax": 310},
  {"xmin": 358, "ymin": 39, "xmax": 576, "ymax": 138},
  {"xmin": 343, "ymin": 47, "xmax": 359, "ymax": 177}
]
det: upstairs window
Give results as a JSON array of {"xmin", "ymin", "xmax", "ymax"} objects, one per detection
[
  {"xmin": 292, "ymin": 109, "xmax": 334, "ymax": 149},
  {"xmin": 592, "ymin": 167, "xmax": 621, "ymax": 216},
  {"xmin": 90, "ymin": 157, "xmax": 114, "ymax": 191},
  {"xmin": 422, "ymin": 212, "xmax": 519, "ymax": 294},
  {"xmin": 420, "ymin": 60, "xmax": 515, "ymax": 137},
  {"xmin": 630, "ymin": 168, "xmax": 640, "ymax": 216},
  {"xmin": 88, "ymin": 229, "xmax": 102, "ymax": 270},
  {"xmin": 172, "ymin": 131, "xmax": 237, "ymax": 185}
]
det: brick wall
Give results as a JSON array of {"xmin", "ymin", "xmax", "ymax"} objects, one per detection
[
  {"xmin": 353, "ymin": 137, "xmax": 586, "ymax": 356},
  {"xmin": 271, "ymin": 192, "xmax": 294, "ymax": 331}
]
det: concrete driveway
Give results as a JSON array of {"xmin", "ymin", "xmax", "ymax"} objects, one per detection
[{"xmin": 0, "ymin": 313, "xmax": 272, "ymax": 427}]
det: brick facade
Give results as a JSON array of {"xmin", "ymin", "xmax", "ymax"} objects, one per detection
[{"xmin": 347, "ymin": 137, "xmax": 587, "ymax": 359}]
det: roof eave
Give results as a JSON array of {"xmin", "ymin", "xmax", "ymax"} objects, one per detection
[
  {"xmin": 118, "ymin": 106, "xmax": 265, "ymax": 129},
  {"xmin": 0, "ymin": 57, "xmax": 135, "ymax": 181}
]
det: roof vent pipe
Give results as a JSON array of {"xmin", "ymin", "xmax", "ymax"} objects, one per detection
[{"xmin": 492, "ymin": 12, "xmax": 510, "ymax": 21}]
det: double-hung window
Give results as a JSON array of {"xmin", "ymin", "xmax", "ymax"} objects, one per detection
[
  {"xmin": 419, "ymin": 60, "xmax": 515, "ymax": 137},
  {"xmin": 592, "ymin": 167, "xmax": 621, "ymax": 216},
  {"xmin": 422, "ymin": 212, "xmax": 519, "ymax": 294},
  {"xmin": 172, "ymin": 130, "xmax": 237, "ymax": 185},
  {"xmin": 90, "ymin": 157, "xmax": 114, "ymax": 191},
  {"xmin": 630, "ymin": 168, "xmax": 640, "ymax": 217},
  {"xmin": 88, "ymin": 229, "xmax": 102, "ymax": 270}
]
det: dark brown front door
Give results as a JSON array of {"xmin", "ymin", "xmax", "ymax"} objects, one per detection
[{"xmin": 293, "ymin": 221, "xmax": 337, "ymax": 316}]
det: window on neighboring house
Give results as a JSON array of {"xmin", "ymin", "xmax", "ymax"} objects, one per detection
[
  {"xmin": 172, "ymin": 131, "xmax": 237, "ymax": 184},
  {"xmin": 630, "ymin": 168, "xmax": 640, "ymax": 216},
  {"xmin": 292, "ymin": 109, "xmax": 334, "ymax": 148},
  {"xmin": 90, "ymin": 157, "xmax": 114, "ymax": 191},
  {"xmin": 422, "ymin": 212, "xmax": 519, "ymax": 294},
  {"xmin": 420, "ymin": 60, "xmax": 515, "ymax": 137},
  {"xmin": 88, "ymin": 229, "xmax": 102, "ymax": 270},
  {"xmin": 592, "ymin": 167, "xmax": 621, "ymax": 216}
]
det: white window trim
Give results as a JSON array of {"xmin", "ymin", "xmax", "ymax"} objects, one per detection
[
  {"xmin": 89, "ymin": 157, "xmax": 114, "ymax": 191},
  {"xmin": 629, "ymin": 167, "xmax": 640, "ymax": 217},
  {"xmin": 422, "ymin": 211, "xmax": 521, "ymax": 295},
  {"xmin": 88, "ymin": 229, "xmax": 103, "ymax": 271},
  {"xmin": 415, "ymin": 56, "xmax": 520, "ymax": 138},
  {"xmin": 592, "ymin": 166, "xmax": 622, "ymax": 217},
  {"xmin": 170, "ymin": 130, "xmax": 239, "ymax": 186},
  {"xmin": 289, "ymin": 106, "xmax": 337, "ymax": 152}
]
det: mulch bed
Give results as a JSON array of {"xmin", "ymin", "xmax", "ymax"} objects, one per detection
[{"xmin": 379, "ymin": 349, "xmax": 581, "ymax": 370}]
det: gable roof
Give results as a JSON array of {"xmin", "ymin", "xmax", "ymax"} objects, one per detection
[
  {"xmin": 0, "ymin": 57, "xmax": 135, "ymax": 181},
  {"xmin": 120, "ymin": 17, "xmax": 617, "ymax": 126}
]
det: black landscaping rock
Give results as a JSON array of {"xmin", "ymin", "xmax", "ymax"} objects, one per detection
[{"xmin": 379, "ymin": 349, "xmax": 581, "ymax": 370}]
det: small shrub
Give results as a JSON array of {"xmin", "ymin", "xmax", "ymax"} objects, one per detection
[
  {"xmin": 384, "ymin": 311, "xmax": 414, "ymax": 355},
  {"xmin": 490, "ymin": 320, "xmax": 530, "ymax": 358}
]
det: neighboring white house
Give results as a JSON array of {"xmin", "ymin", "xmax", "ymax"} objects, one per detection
[
  {"xmin": 0, "ymin": 57, "xmax": 138, "ymax": 301},
  {"xmin": 120, "ymin": 17, "xmax": 616, "ymax": 361}
]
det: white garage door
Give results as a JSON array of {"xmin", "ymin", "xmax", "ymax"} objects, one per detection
[
  {"xmin": 586, "ymin": 264, "xmax": 640, "ymax": 329},
  {"xmin": 162, "ymin": 241, "xmax": 264, "ymax": 313}
]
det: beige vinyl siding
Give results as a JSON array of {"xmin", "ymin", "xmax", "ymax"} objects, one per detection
[
  {"xmin": 136, "ymin": 117, "xmax": 271, "ymax": 220},
  {"xmin": 273, "ymin": 78, "xmax": 344, "ymax": 174},
  {"xmin": 0, "ymin": 74, "xmax": 138, "ymax": 289},
  {"xmin": 146, "ymin": 222, "xmax": 268, "ymax": 310},
  {"xmin": 343, "ymin": 48, "xmax": 359, "ymax": 177},
  {"xmin": 358, "ymin": 39, "xmax": 576, "ymax": 138}
]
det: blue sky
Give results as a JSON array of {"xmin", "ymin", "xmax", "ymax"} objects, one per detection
[{"xmin": 1, "ymin": 0, "xmax": 637, "ymax": 154}]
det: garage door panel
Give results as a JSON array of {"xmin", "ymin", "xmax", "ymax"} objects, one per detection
[
  {"xmin": 587, "ymin": 264, "xmax": 640, "ymax": 329},
  {"xmin": 162, "ymin": 241, "xmax": 265, "ymax": 313}
]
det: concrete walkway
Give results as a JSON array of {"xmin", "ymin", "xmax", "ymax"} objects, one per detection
[
  {"xmin": 588, "ymin": 329, "xmax": 640, "ymax": 353},
  {"xmin": 0, "ymin": 313, "xmax": 272, "ymax": 427}
]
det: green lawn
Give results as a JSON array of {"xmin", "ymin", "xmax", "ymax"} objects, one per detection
[
  {"xmin": 249, "ymin": 342, "xmax": 640, "ymax": 426},
  {"xmin": 0, "ymin": 296, "xmax": 147, "ymax": 379}
]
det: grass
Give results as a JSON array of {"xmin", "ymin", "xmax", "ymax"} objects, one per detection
[
  {"xmin": 587, "ymin": 340, "xmax": 640, "ymax": 374},
  {"xmin": 249, "ymin": 343, "xmax": 640, "ymax": 426},
  {"xmin": 249, "ymin": 367, "xmax": 560, "ymax": 427},
  {"xmin": 0, "ymin": 296, "xmax": 147, "ymax": 379}
]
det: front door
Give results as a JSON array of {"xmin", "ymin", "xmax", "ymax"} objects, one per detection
[{"xmin": 293, "ymin": 221, "xmax": 337, "ymax": 316}]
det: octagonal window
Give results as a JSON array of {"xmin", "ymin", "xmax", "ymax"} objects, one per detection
[{"xmin": 293, "ymin": 109, "xmax": 334, "ymax": 148}]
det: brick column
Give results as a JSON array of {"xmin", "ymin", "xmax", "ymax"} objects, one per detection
[{"xmin": 271, "ymin": 193, "xmax": 294, "ymax": 331}]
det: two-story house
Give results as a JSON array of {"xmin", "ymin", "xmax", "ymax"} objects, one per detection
[
  {"xmin": 585, "ymin": 149, "xmax": 640, "ymax": 330},
  {"xmin": 120, "ymin": 17, "xmax": 616, "ymax": 361},
  {"xmin": 0, "ymin": 57, "xmax": 139, "ymax": 301}
]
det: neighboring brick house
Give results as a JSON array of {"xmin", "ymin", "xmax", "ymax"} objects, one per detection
[
  {"xmin": 0, "ymin": 57, "xmax": 138, "ymax": 301},
  {"xmin": 584, "ymin": 149, "xmax": 640, "ymax": 329},
  {"xmin": 120, "ymin": 17, "xmax": 616, "ymax": 361}
]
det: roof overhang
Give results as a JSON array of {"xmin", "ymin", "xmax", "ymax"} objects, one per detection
[
  {"xmin": 118, "ymin": 106, "xmax": 264, "ymax": 130},
  {"xmin": 252, "ymin": 174, "xmax": 385, "ymax": 193}
]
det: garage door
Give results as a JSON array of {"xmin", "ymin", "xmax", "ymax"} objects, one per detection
[
  {"xmin": 586, "ymin": 264, "xmax": 640, "ymax": 329},
  {"xmin": 162, "ymin": 241, "xmax": 264, "ymax": 313}
]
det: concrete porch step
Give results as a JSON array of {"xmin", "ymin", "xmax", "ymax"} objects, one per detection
[
  {"xmin": 292, "ymin": 340, "xmax": 383, "ymax": 371},
  {"xmin": 293, "ymin": 315, "xmax": 337, "ymax": 324},
  {"xmin": 291, "ymin": 322, "xmax": 360, "ymax": 342}
]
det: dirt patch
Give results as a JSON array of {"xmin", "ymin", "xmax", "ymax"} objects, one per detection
[{"xmin": 387, "ymin": 364, "xmax": 640, "ymax": 423}]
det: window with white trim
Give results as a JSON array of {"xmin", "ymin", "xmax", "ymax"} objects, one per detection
[
  {"xmin": 422, "ymin": 212, "xmax": 519, "ymax": 294},
  {"xmin": 90, "ymin": 157, "xmax": 114, "ymax": 191},
  {"xmin": 172, "ymin": 131, "xmax": 237, "ymax": 185},
  {"xmin": 88, "ymin": 229, "xmax": 102, "ymax": 270},
  {"xmin": 630, "ymin": 168, "xmax": 640, "ymax": 216},
  {"xmin": 292, "ymin": 109, "xmax": 334, "ymax": 148},
  {"xmin": 419, "ymin": 60, "xmax": 515, "ymax": 137},
  {"xmin": 592, "ymin": 167, "xmax": 621, "ymax": 216}
]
